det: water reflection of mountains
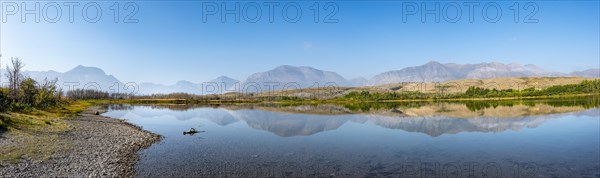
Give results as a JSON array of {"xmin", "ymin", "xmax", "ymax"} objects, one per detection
[{"xmin": 108, "ymin": 99, "xmax": 600, "ymax": 137}]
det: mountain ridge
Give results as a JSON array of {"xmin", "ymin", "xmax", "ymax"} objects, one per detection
[
  {"xmin": 240, "ymin": 65, "xmax": 353, "ymax": 92},
  {"xmin": 366, "ymin": 61, "xmax": 595, "ymax": 86},
  {"xmin": 11, "ymin": 62, "xmax": 599, "ymax": 95}
]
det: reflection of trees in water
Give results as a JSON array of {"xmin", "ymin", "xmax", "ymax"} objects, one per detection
[
  {"xmin": 113, "ymin": 104, "xmax": 222, "ymax": 111},
  {"xmin": 463, "ymin": 97, "xmax": 599, "ymax": 112},
  {"xmin": 107, "ymin": 96, "xmax": 599, "ymax": 115},
  {"xmin": 108, "ymin": 104, "xmax": 223, "ymax": 111},
  {"xmin": 343, "ymin": 102, "xmax": 428, "ymax": 112},
  {"xmin": 436, "ymin": 103, "xmax": 453, "ymax": 113},
  {"xmin": 340, "ymin": 96, "xmax": 599, "ymax": 113},
  {"xmin": 107, "ymin": 104, "xmax": 131, "ymax": 111},
  {"xmin": 150, "ymin": 105, "xmax": 202, "ymax": 111},
  {"xmin": 111, "ymin": 97, "xmax": 599, "ymax": 115},
  {"xmin": 543, "ymin": 96, "xmax": 600, "ymax": 109},
  {"xmin": 465, "ymin": 102, "xmax": 512, "ymax": 112}
]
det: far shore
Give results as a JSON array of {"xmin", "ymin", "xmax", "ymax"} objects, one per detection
[{"xmin": 85, "ymin": 93, "xmax": 600, "ymax": 105}]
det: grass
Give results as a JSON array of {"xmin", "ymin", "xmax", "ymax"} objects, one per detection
[
  {"xmin": 0, "ymin": 133, "xmax": 71, "ymax": 164},
  {"xmin": 0, "ymin": 100, "xmax": 89, "ymax": 164}
]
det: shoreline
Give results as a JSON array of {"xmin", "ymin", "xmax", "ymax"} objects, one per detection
[
  {"xmin": 87, "ymin": 93, "xmax": 599, "ymax": 105},
  {"xmin": 0, "ymin": 106, "xmax": 161, "ymax": 177}
]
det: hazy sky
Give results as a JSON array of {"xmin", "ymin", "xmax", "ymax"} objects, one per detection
[{"xmin": 1, "ymin": 1, "xmax": 599, "ymax": 84}]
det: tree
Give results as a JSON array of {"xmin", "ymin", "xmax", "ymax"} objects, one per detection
[
  {"xmin": 35, "ymin": 78, "xmax": 60, "ymax": 108},
  {"xmin": 66, "ymin": 89, "xmax": 110, "ymax": 100},
  {"xmin": 5, "ymin": 58, "xmax": 25, "ymax": 100},
  {"xmin": 435, "ymin": 85, "xmax": 451, "ymax": 96},
  {"xmin": 20, "ymin": 78, "xmax": 37, "ymax": 105}
]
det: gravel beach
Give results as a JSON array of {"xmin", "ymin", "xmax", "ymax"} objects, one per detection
[{"xmin": 0, "ymin": 106, "xmax": 160, "ymax": 177}]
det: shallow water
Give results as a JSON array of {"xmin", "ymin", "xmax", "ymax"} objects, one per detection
[{"xmin": 103, "ymin": 101, "xmax": 600, "ymax": 177}]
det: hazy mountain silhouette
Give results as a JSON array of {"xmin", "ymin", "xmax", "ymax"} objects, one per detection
[
  {"xmin": 137, "ymin": 76, "xmax": 240, "ymax": 95},
  {"xmin": 240, "ymin": 65, "xmax": 353, "ymax": 92},
  {"xmin": 22, "ymin": 65, "xmax": 124, "ymax": 93},
  {"xmin": 366, "ymin": 61, "xmax": 581, "ymax": 86},
  {"xmin": 570, "ymin": 69, "xmax": 600, "ymax": 78},
  {"xmin": 16, "ymin": 62, "xmax": 599, "ymax": 94},
  {"xmin": 349, "ymin": 77, "xmax": 368, "ymax": 86}
]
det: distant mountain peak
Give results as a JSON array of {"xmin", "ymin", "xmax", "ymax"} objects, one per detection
[
  {"xmin": 215, "ymin": 75, "xmax": 231, "ymax": 79},
  {"xmin": 274, "ymin": 65, "xmax": 298, "ymax": 70},
  {"xmin": 273, "ymin": 65, "xmax": 317, "ymax": 72},
  {"xmin": 570, "ymin": 68, "xmax": 600, "ymax": 78},
  {"xmin": 211, "ymin": 76, "xmax": 238, "ymax": 82},
  {"xmin": 67, "ymin": 65, "xmax": 107, "ymax": 75},
  {"xmin": 425, "ymin": 60, "xmax": 443, "ymax": 65},
  {"xmin": 242, "ymin": 65, "xmax": 352, "ymax": 91},
  {"xmin": 210, "ymin": 76, "xmax": 239, "ymax": 82},
  {"xmin": 72, "ymin": 65, "xmax": 95, "ymax": 70},
  {"xmin": 176, "ymin": 80, "xmax": 195, "ymax": 85}
]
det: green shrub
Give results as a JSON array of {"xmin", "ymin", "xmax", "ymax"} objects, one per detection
[
  {"xmin": 10, "ymin": 102, "xmax": 33, "ymax": 112},
  {"xmin": 20, "ymin": 78, "xmax": 38, "ymax": 106},
  {"xmin": 0, "ymin": 90, "xmax": 7, "ymax": 112},
  {"xmin": 34, "ymin": 79, "xmax": 61, "ymax": 109},
  {"xmin": 0, "ymin": 110, "xmax": 5, "ymax": 128}
]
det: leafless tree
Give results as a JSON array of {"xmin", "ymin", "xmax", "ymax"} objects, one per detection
[
  {"xmin": 0, "ymin": 53, "xmax": 3, "ymax": 87},
  {"xmin": 66, "ymin": 89, "xmax": 110, "ymax": 100},
  {"xmin": 5, "ymin": 57, "xmax": 25, "ymax": 100}
]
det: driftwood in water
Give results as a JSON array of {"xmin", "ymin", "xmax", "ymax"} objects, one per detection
[{"xmin": 183, "ymin": 128, "xmax": 204, "ymax": 135}]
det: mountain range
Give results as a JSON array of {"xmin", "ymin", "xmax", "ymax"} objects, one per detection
[
  {"xmin": 240, "ymin": 65, "xmax": 355, "ymax": 92},
  {"xmin": 367, "ymin": 61, "xmax": 568, "ymax": 86},
  {"xmin": 9, "ymin": 61, "xmax": 599, "ymax": 95},
  {"xmin": 137, "ymin": 76, "xmax": 240, "ymax": 95},
  {"xmin": 17, "ymin": 65, "xmax": 124, "ymax": 93}
]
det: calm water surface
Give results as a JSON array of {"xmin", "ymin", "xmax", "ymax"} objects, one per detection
[{"xmin": 103, "ymin": 100, "xmax": 600, "ymax": 177}]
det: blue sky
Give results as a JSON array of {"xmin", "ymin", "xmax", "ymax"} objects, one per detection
[{"xmin": 1, "ymin": 1, "xmax": 599, "ymax": 84}]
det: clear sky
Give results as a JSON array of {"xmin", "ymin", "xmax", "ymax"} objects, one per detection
[{"xmin": 1, "ymin": 1, "xmax": 599, "ymax": 84}]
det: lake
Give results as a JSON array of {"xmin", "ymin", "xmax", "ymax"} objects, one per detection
[{"xmin": 102, "ymin": 99, "xmax": 600, "ymax": 177}]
